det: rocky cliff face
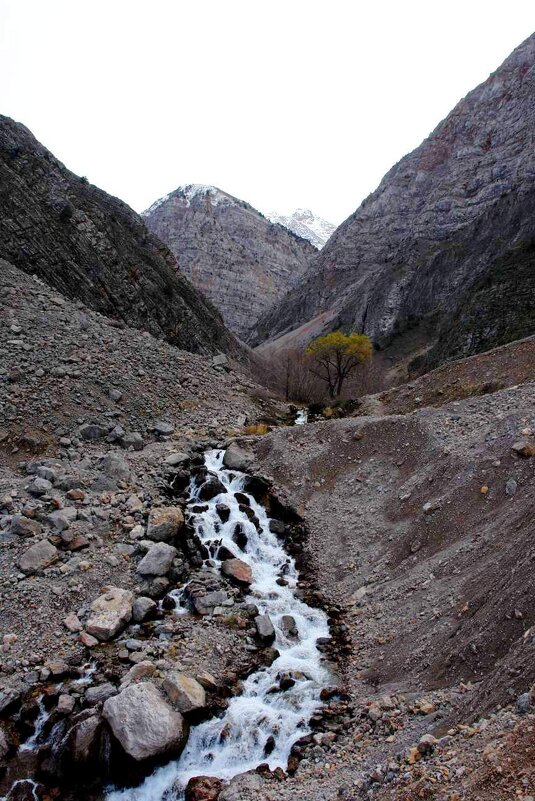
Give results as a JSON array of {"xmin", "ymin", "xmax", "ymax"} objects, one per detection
[
  {"xmin": 0, "ymin": 117, "xmax": 238, "ymax": 355},
  {"xmin": 253, "ymin": 35, "xmax": 535, "ymax": 369},
  {"xmin": 267, "ymin": 208, "xmax": 336, "ymax": 249},
  {"xmin": 143, "ymin": 185, "xmax": 315, "ymax": 340}
]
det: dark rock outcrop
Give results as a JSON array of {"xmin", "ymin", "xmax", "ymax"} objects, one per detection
[
  {"xmin": 252, "ymin": 35, "xmax": 535, "ymax": 370},
  {"xmin": 0, "ymin": 116, "xmax": 238, "ymax": 355},
  {"xmin": 143, "ymin": 185, "xmax": 315, "ymax": 339}
]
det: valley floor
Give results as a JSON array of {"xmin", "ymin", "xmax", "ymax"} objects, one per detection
[{"xmin": 1, "ymin": 260, "xmax": 535, "ymax": 800}]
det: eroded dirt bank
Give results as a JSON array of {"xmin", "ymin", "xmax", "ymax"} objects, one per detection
[{"xmin": 239, "ymin": 383, "xmax": 535, "ymax": 799}]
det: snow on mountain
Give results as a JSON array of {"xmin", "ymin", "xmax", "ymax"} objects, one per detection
[
  {"xmin": 267, "ymin": 208, "xmax": 336, "ymax": 249},
  {"xmin": 143, "ymin": 185, "xmax": 235, "ymax": 217}
]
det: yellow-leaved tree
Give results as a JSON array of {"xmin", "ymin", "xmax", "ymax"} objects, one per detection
[{"xmin": 306, "ymin": 331, "xmax": 372, "ymax": 399}]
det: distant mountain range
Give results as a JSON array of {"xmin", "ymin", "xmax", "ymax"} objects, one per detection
[{"xmin": 266, "ymin": 208, "xmax": 336, "ymax": 249}]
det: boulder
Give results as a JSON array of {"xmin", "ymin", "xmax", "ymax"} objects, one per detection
[
  {"xmin": 9, "ymin": 515, "xmax": 41, "ymax": 538},
  {"xmin": 67, "ymin": 712, "xmax": 102, "ymax": 764},
  {"xmin": 120, "ymin": 661, "xmax": 156, "ymax": 688},
  {"xmin": 219, "ymin": 772, "xmax": 264, "ymax": 801},
  {"xmin": 216, "ymin": 503, "xmax": 231, "ymax": 522},
  {"xmin": 103, "ymin": 682, "xmax": 186, "ymax": 761},
  {"xmin": 146, "ymin": 507, "xmax": 184, "ymax": 542},
  {"xmin": 80, "ymin": 424, "xmax": 108, "ymax": 441},
  {"xmin": 185, "ymin": 776, "xmax": 223, "ymax": 801},
  {"xmin": 86, "ymin": 587, "xmax": 133, "ymax": 641},
  {"xmin": 63, "ymin": 612, "xmax": 83, "ymax": 633},
  {"xmin": 136, "ymin": 542, "xmax": 177, "ymax": 576},
  {"xmin": 162, "ymin": 672, "xmax": 206, "ymax": 713},
  {"xmin": 120, "ymin": 432, "xmax": 144, "ymax": 451},
  {"xmin": 132, "ymin": 596, "xmax": 157, "ymax": 623},
  {"xmin": 85, "ymin": 683, "xmax": 117, "ymax": 706},
  {"xmin": 281, "ymin": 615, "xmax": 298, "ymax": 638},
  {"xmin": 153, "ymin": 420, "xmax": 174, "ymax": 436},
  {"xmin": 57, "ymin": 694, "xmax": 76, "ymax": 715},
  {"xmin": 27, "ymin": 477, "xmax": 52, "ymax": 496},
  {"xmin": 165, "ymin": 452, "xmax": 190, "ymax": 467},
  {"xmin": 222, "ymin": 443, "xmax": 254, "ymax": 472},
  {"xmin": 0, "ymin": 727, "xmax": 9, "ymax": 759},
  {"xmin": 512, "ymin": 439, "xmax": 535, "ymax": 458},
  {"xmin": 48, "ymin": 507, "xmax": 78, "ymax": 531},
  {"xmin": 17, "ymin": 540, "xmax": 58, "ymax": 574},
  {"xmin": 221, "ymin": 558, "xmax": 253, "ymax": 586},
  {"xmin": 254, "ymin": 614, "xmax": 276, "ymax": 645},
  {"xmin": 198, "ymin": 476, "xmax": 227, "ymax": 501},
  {"xmin": 101, "ymin": 453, "xmax": 130, "ymax": 480},
  {"xmin": 192, "ymin": 590, "xmax": 229, "ymax": 616}
]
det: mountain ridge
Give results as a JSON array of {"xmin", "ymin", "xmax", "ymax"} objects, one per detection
[
  {"xmin": 251, "ymin": 33, "xmax": 535, "ymax": 372},
  {"xmin": 0, "ymin": 117, "xmax": 239, "ymax": 356},
  {"xmin": 143, "ymin": 184, "xmax": 316, "ymax": 340}
]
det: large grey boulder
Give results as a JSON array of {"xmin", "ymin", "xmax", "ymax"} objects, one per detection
[
  {"xmin": 136, "ymin": 542, "xmax": 177, "ymax": 576},
  {"xmin": 254, "ymin": 614, "xmax": 276, "ymax": 645},
  {"xmin": 17, "ymin": 540, "xmax": 58, "ymax": 574},
  {"xmin": 103, "ymin": 682, "xmax": 186, "ymax": 761},
  {"xmin": 86, "ymin": 587, "xmax": 133, "ymax": 641},
  {"xmin": 100, "ymin": 454, "xmax": 130, "ymax": 480},
  {"xmin": 132, "ymin": 596, "xmax": 157, "ymax": 622},
  {"xmin": 223, "ymin": 443, "xmax": 254, "ymax": 472}
]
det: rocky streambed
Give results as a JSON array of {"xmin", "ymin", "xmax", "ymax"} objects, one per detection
[{"xmin": 0, "ymin": 442, "xmax": 339, "ymax": 801}]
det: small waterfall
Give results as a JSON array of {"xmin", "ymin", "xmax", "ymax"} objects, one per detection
[
  {"xmin": 1, "ymin": 779, "xmax": 40, "ymax": 801},
  {"xmin": 19, "ymin": 696, "xmax": 49, "ymax": 753},
  {"xmin": 294, "ymin": 409, "xmax": 308, "ymax": 426},
  {"xmin": 107, "ymin": 449, "xmax": 329, "ymax": 800}
]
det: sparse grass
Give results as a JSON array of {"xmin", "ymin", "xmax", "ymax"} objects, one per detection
[{"xmin": 244, "ymin": 422, "xmax": 270, "ymax": 435}]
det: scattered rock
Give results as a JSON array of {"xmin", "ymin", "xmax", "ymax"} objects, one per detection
[
  {"xmin": 153, "ymin": 420, "xmax": 174, "ymax": 436},
  {"xmin": 86, "ymin": 587, "xmax": 133, "ymax": 641},
  {"xmin": 132, "ymin": 596, "xmax": 158, "ymax": 623},
  {"xmin": 85, "ymin": 683, "xmax": 118, "ymax": 706},
  {"xmin": 17, "ymin": 540, "xmax": 58, "ymax": 574},
  {"xmin": 221, "ymin": 558, "xmax": 253, "ymax": 586},
  {"xmin": 185, "ymin": 776, "xmax": 223, "ymax": 801},
  {"xmin": 146, "ymin": 507, "xmax": 184, "ymax": 542},
  {"xmin": 254, "ymin": 614, "xmax": 276, "ymax": 645},
  {"xmin": 162, "ymin": 672, "xmax": 206, "ymax": 713},
  {"xmin": 137, "ymin": 542, "xmax": 177, "ymax": 576},
  {"xmin": 100, "ymin": 453, "xmax": 130, "ymax": 480},
  {"xmin": 512, "ymin": 439, "xmax": 535, "ymax": 457},
  {"xmin": 9, "ymin": 515, "xmax": 41, "ymax": 538}
]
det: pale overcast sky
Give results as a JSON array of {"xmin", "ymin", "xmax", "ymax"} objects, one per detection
[{"xmin": 1, "ymin": 1, "xmax": 534, "ymax": 224}]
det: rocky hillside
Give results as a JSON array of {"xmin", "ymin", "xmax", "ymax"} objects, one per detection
[
  {"xmin": 143, "ymin": 185, "xmax": 315, "ymax": 340},
  {"xmin": 267, "ymin": 208, "xmax": 336, "ymax": 249},
  {"xmin": 0, "ymin": 117, "xmax": 238, "ymax": 355},
  {"xmin": 252, "ymin": 34, "xmax": 535, "ymax": 371}
]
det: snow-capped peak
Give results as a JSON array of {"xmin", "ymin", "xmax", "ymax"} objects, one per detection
[
  {"xmin": 267, "ymin": 208, "xmax": 336, "ymax": 249},
  {"xmin": 143, "ymin": 185, "xmax": 235, "ymax": 217}
]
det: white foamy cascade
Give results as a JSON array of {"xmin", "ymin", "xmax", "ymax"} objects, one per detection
[{"xmin": 107, "ymin": 449, "xmax": 329, "ymax": 800}]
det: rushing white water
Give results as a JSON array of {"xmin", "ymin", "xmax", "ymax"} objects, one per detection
[
  {"xmin": 295, "ymin": 408, "xmax": 308, "ymax": 426},
  {"xmin": 2, "ymin": 779, "xmax": 40, "ymax": 801},
  {"xmin": 107, "ymin": 449, "xmax": 329, "ymax": 801},
  {"xmin": 19, "ymin": 695, "xmax": 49, "ymax": 753}
]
